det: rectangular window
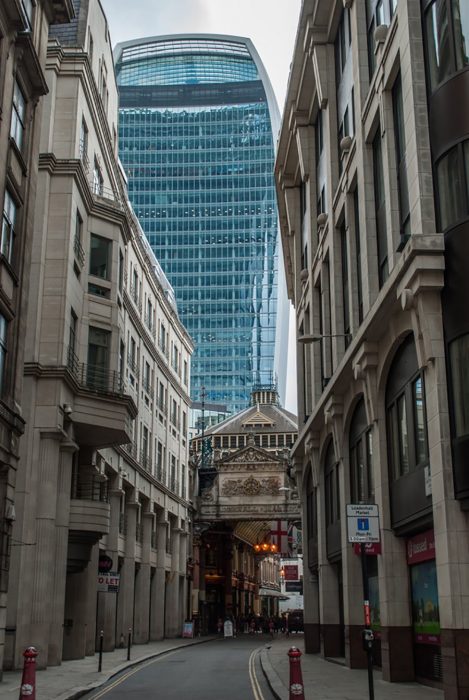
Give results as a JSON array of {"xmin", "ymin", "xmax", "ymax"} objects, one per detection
[
  {"xmin": 21, "ymin": 0, "xmax": 33, "ymax": 28},
  {"xmin": 340, "ymin": 222, "xmax": 350, "ymax": 344},
  {"xmin": 118, "ymin": 250, "xmax": 124, "ymax": 292},
  {"xmin": 68, "ymin": 309, "xmax": 78, "ymax": 370},
  {"xmin": 392, "ymin": 73, "xmax": 410, "ymax": 241},
  {"xmin": 89, "ymin": 234, "xmax": 111, "ymax": 279},
  {"xmin": 92, "ymin": 157, "xmax": 104, "ymax": 196},
  {"xmin": 79, "ymin": 118, "xmax": 88, "ymax": 164},
  {"xmin": 10, "ymin": 81, "xmax": 26, "ymax": 150},
  {"xmin": 450, "ymin": 334, "xmax": 469, "ymax": 437},
  {"xmin": 373, "ymin": 128, "xmax": 388, "ymax": 286},
  {"xmin": 1, "ymin": 191, "xmax": 16, "ymax": 263},
  {"xmin": 397, "ymin": 394, "xmax": 410, "ymax": 476},
  {"xmin": 0, "ymin": 314, "xmax": 7, "ymax": 394},
  {"xmin": 87, "ymin": 326, "xmax": 110, "ymax": 390},
  {"xmin": 413, "ymin": 377, "xmax": 427, "ymax": 465},
  {"xmin": 437, "ymin": 145, "xmax": 466, "ymax": 230},
  {"xmin": 353, "ymin": 189, "xmax": 363, "ymax": 324}
]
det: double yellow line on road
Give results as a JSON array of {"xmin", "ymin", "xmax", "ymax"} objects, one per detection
[{"xmin": 89, "ymin": 643, "xmax": 267, "ymax": 700}]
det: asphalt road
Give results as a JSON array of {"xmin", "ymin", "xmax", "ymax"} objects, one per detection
[{"xmin": 82, "ymin": 636, "xmax": 277, "ymax": 700}]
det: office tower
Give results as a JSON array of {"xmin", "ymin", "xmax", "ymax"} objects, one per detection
[{"xmin": 114, "ymin": 34, "xmax": 288, "ymax": 413}]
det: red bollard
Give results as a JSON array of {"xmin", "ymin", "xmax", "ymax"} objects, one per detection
[
  {"xmin": 19, "ymin": 647, "xmax": 38, "ymax": 700},
  {"xmin": 288, "ymin": 646, "xmax": 305, "ymax": 699}
]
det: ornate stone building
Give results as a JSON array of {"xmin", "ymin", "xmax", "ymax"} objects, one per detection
[
  {"xmin": 4, "ymin": 0, "xmax": 193, "ymax": 671},
  {"xmin": 0, "ymin": 0, "xmax": 74, "ymax": 676},
  {"xmin": 276, "ymin": 0, "xmax": 469, "ymax": 696},
  {"xmin": 191, "ymin": 387, "xmax": 299, "ymax": 631}
]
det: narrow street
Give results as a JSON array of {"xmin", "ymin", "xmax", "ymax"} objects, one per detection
[{"xmin": 82, "ymin": 637, "xmax": 276, "ymax": 700}]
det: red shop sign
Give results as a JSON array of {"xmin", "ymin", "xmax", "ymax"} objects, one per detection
[
  {"xmin": 353, "ymin": 542, "xmax": 382, "ymax": 556},
  {"xmin": 406, "ymin": 529, "xmax": 435, "ymax": 565},
  {"xmin": 283, "ymin": 565, "xmax": 299, "ymax": 581}
]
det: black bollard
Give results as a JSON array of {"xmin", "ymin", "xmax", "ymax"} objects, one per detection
[
  {"xmin": 98, "ymin": 630, "xmax": 104, "ymax": 672},
  {"xmin": 127, "ymin": 628, "xmax": 132, "ymax": 661}
]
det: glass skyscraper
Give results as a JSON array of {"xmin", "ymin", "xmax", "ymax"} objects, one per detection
[{"xmin": 114, "ymin": 35, "xmax": 288, "ymax": 413}]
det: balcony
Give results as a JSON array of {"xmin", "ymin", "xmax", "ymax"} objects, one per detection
[
  {"xmin": 127, "ymin": 354, "xmax": 139, "ymax": 378},
  {"xmin": 66, "ymin": 348, "xmax": 137, "ymax": 447},
  {"xmin": 69, "ymin": 475, "xmax": 110, "ymax": 536},
  {"xmin": 157, "ymin": 397, "xmax": 167, "ymax": 415}
]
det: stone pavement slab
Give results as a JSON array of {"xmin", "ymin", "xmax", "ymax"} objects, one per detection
[
  {"xmin": 0, "ymin": 637, "xmax": 215, "ymax": 700},
  {"xmin": 261, "ymin": 635, "xmax": 444, "ymax": 700}
]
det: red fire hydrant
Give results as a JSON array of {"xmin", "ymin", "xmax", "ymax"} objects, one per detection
[
  {"xmin": 288, "ymin": 646, "xmax": 305, "ymax": 699},
  {"xmin": 19, "ymin": 647, "xmax": 38, "ymax": 700}
]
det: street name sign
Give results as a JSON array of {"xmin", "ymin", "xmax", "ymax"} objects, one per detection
[{"xmin": 346, "ymin": 504, "xmax": 380, "ymax": 543}]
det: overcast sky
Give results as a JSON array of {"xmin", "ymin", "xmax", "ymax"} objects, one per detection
[{"xmin": 100, "ymin": 0, "xmax": 301, "ymax": 112}]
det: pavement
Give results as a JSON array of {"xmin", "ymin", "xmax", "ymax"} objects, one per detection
[
  {"xmin": 0, "ymin": 633, "xmax": 444, "ymax": 699},
  {"xmin": 260, "ymin": 634, "xmax": 444, "ymax": 700}
]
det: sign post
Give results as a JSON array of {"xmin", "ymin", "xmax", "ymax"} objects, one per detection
[{"xmin": 347, "ymin": 504, "xmax": 380, "ymax": 700}]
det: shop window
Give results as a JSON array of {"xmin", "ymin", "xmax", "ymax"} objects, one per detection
[{"xmin": 349, "ymin": 398, "xmax": 374, "ymax": 503}]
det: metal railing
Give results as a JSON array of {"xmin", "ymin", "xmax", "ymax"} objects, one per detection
[
  {"xmin": 144, "ymin": 314, "xmax": 156, "ymax": 339},
  {"xmin": 170, "ymin": 414, "xmax": 180, "ymax": 431},
  {"xmin": 67, "ymin": 354, "xmax": 124, "ymax": 395},
  {"xmin": 73, "ymin": 234, "xmax": 85, "ymax": 267},
  {"xmin": 71, "ymin": 474, "xmax": 108, "ymax": 502},
  {"xmin": 158, "ymin": 339, "xmax": 169, "ymax": 361},
  {"xmin": 169, "ymin": 477, "xmax": 179, "ymax": 495},
  {"xmin": 142, "ymin": 379, "xmax": 153, "ymax": 398},
  {"xmin": 129, "ymin": 283, "xmax": 142, "ymax": 313},
  {"xmin": 157, "ymin": 397, "xmax": 167, "ymax": 414},
  {"xmin": 124, "ymin": 442, "xmax": 137, "ymax": 460},
  {"xmin": 127, "ymin": 354, "xmax": 139, "ymax": 377},
  {"xmin": 139, "ymin": 449, "xmax": 152, "ymax": 472},
  {"xmin": 155, "ymin": 464, "xmax": 164, "ymax": 483}
]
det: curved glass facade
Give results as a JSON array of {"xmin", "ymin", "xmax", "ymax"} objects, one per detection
[{"xmin": 115, "ymin": 35, "xmax": 285, "ymax": 413}]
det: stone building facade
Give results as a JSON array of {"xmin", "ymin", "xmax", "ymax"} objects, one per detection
[
  {"xmin": 0, "ymin": 0, "xmax": 74, "ymax": 676},
  {"xmin": 4, "ymin": 0, "xmax": 193, "ymax": 671},
  {"xmin": 192, "ymin": 388, "xmax": 299, "ymax": 632},
  {"xmin": 276, "ymin": 0, "xmax": 469, "ymax": 696}
]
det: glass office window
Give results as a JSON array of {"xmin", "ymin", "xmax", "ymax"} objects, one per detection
[{"xmin": 89, "ymin": 234, "xmax": 111, "ymax": 279}]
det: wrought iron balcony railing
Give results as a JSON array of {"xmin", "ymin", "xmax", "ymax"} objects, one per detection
[
  {"xmin": 67, "ymin": 349, "xmax": 124, "ymax": 395},
  {"xmin": 73, "ymin": 234, "xmax": 85, "ymax": 267}
]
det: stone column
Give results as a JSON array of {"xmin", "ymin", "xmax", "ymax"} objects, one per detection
[
  {"xmin": 116, "ymin": 501, "xmax": 138, "ymax": 643},
  {"xmin": 28, "ymin": 431, "xmax": 62, "ymax": 668},
  {"xmin": 48, "ymin": 441, "xmax": 76, "ymax": 666},
  {"xmin": 150, "ymin": 517, "xmax": 167, "ymax": 640},
  {"xmin": 85, "ymin": 543, "xmax": 99, "ymax": 655},
  {"xmin": 165, "ymin": 527, "xmax": 180, "ymax": 637},
  {"xmin": 133, "ymin": 512, "xmax": 153, "ymax": 643}
]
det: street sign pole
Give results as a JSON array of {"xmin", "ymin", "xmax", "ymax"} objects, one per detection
[{"xmin": 360, "ymin": 543, "xmax": 374, "ymax": 700}]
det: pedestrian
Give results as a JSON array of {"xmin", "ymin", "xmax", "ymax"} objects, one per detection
[
  {"xmin": 217, "ymin": 617, "xmax": 223, "ymax": 635},
  {"xmin": 249, "ymin": 618, "xmax": 256, "ymax": 635},
  {"xmin": 268, "ymin": 617, "xmax": 274, "ymax": 639}
]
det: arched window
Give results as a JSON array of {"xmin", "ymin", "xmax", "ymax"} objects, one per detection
[
  {"xmin": 349, "ymin": 398, "xmax": 374, "ymax": 503},
  {"xmin": 386, "ymin": 334, "xmax": 431, "ymax": 530},
  {"xmin": 306, "ymin": 468, "xmax": 318, "ymax": 573},
  {"xmin": 386, "ymin": 335, "xmax": 428, "ymax": 480},
  {"xmin": 324, "ymin": 440, "xmax": 341, "ymax": 559}
]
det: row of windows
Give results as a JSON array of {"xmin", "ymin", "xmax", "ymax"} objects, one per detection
[
  {"xmin": 317, "ymin": 336, "xmax": 428, "ymax": 540},
  {"xmin": 118, "ymin": 55, "xmax": 258, "ymax": 87},
  {"xmin": 423, "ymin": 0, "xmax": 469, "ymax": 92}
]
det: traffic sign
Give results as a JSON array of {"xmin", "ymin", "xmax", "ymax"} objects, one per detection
[{"xmin": 346, "ymin": 504, "xmax": 380, "ymax": 543}]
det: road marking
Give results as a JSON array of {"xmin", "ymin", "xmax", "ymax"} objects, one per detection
[
  {"xmin": 248, "ymin": 647, "xmax": 266, "ymax": 700},
  {"xmin": 87, "ymin": 649, "xmax": 181, "ymax": 699}
]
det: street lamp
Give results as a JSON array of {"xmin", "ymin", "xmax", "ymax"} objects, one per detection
[{"xmin": 298, "ymin": 333, "xmax": 352, "ymax": 344}]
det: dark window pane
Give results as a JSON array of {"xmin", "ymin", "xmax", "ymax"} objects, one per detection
[
  {"xmin": 397, "ymin": 394, "xmax": 410, "ymax": 475},
  {"xmin": 90, "ymin": 234, "xmax": 111, "ymax": 279},
  {"xmin": 453, "ymin": 0, "xmax": 469, "ymax": 70},
  {"xmin": 437, "ymin": 147, "xmax": 466, "ymax": 229},
  {"xmin": 413, "ymin": 377, "xmax": 427, "ymax": 465},
  {"xmin": 425, "ymin": 0, "xmax": 452, "ymax": 90},
  {"xmin": 449, "ymin": 334, "xmax": 469, "ymax": 437}
]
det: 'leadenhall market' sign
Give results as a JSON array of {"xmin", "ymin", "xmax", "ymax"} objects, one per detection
[{"xmin": 406, "ymin": 528, "xmax": 435, "ymax": 564}]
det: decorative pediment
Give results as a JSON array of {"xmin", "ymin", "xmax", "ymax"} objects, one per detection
[
  {"xmin": 217, "ymin": 445, "xmax": 283, "ymax": 467},
  {"xmin": 242, "ymin": 410, "xmax": 275, "ymax": 427}
]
